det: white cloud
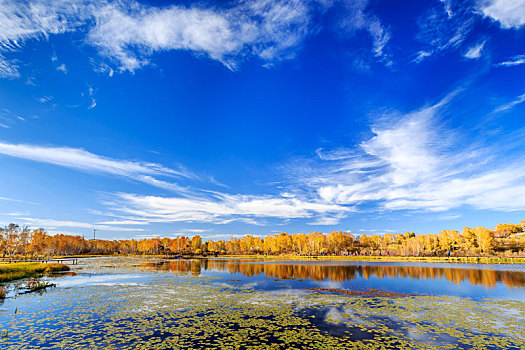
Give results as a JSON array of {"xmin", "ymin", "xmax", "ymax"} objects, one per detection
[
  {"xmin": 0, "ymin": 54, "xmax": 19, "ymax": 78},
  {"xmin": 0, "ymin": 141, "xmax": 194, "ymax": 190},
  {"xmin": 0, "ymin": 0, "xmax": 79, "ymax": 49},
  {"xmin": 316, "ymin": 148, "xmax": 355, "ymax": 161},
  {"xmin": 464, "ymin": 40, "xmax": 486, "ymax": 59},
  {"xmin": 17, "ymin": 217, "xmax": 144, "ymax": 232},
  {"xmin": 295, "ymin": 91, "xmax": 525, "ymax": 212},
  {"xmin": 496, "ymin": 54, "xmax": 525, "ymax": 67},
  {"xmin": 183, "ymin": 229, "xmax": 208, "ymax": 233},
  {"xmin": 0, "ymin": 0, "xmax": 87, "ymax": 75},
  {"xmin": 86, "ymin": 0, "xmax": 314, "ymax": 72},
  {"xmin": 0, "ymin": 196, "xmax": 39, "ymax": 205},
  {"xmin": 134, "ymin": 233, "xmax": 159, "ymax": 239},
  {"xmin": 476, "ymin": 0, "xmax": 525, "ymax": 29},
  {"xmin": 338, "ymin": 0, "xmax": 391, "ymax": 63},
  {"xmin": 415, "ymin": 5, "xmax": 473, "ymax": 62},
  {"xmin": 0, "ymin": 140, "xmax": 351, "ymax": 226},
  {"xmin": 0, "ymin": 0, "xmax": 311, "ymax": 74},
  {"xmin": 493, "ymin": 93, "xmax": 525, "ymax": 113},
  {"xmin": 440, "ymin": 0, "xmax": 453, "ymax": 17},
  {"xmin": 56, "ymin": 63, "xmax": 67, "ymax": 73},
  {"xmin": 38, "ymin": 95, "xmax": 52, "ymax": 103},
  {"xmin": 87, "ymin": 85, "xmax": 96, "ymax": 109},
  {"xmin": 413, "ymin": 51, "xmax": 432, "ymax": 63},
  {"xmin": 307, "ymin": 215, "xmax": 346, "ymax": 225},
  {"xmin": 96, "ymin": 220, "xmax": 146, "ymax": 225},
  {"xmin": 89, "ymin": 58, "xmax": 115, "ymax": 77},
  {"xmin": 106, "ymin": 192, "xmax": 350, "ymax": 225},
  {"xmin": 0, "ymin": 0, "xmax": 392, "ymax": 75}
]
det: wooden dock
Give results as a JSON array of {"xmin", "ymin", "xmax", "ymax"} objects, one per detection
[{"xmin": 0, "ymin": 258, "xmax": 78, "ymax": 265}]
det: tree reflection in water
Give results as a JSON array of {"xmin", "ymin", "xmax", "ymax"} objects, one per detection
[{"xmin": 138, "ymin": 259, "xmax": 525, "ymax": 289}]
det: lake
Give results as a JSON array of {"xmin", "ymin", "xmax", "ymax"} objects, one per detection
[{"xmin": 0, "ymin": 257, "xmax": 524, "ymax": 349}]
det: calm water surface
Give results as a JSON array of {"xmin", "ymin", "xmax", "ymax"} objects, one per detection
[
  {"xmin": 136, "ymin": 258, "xmax": 525, "ymax": 300},
  {"xmin": 0, "ymin": 257, "xmax": 523, "ymax": 349}
]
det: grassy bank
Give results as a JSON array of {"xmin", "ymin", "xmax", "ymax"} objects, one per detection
[
  {"xmin": 217, "ymin": 255, "xmax": 525, "ymax": 264},
  {"xmin": 0, "ymin": 262, "xmax": 70, "ymax": 283}
]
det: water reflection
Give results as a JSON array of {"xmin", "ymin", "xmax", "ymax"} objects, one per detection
[{"xmin": 139, "ymin": 259, "xmax": 525, "ymax": 289}]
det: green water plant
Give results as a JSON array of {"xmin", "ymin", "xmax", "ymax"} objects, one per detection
[{"xmin": 24, "ymin": 280, "xmax": 56, "ymax": 293}]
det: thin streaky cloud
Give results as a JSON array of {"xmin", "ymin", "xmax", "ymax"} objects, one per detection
[
  {"xmin": 0, "ymin": 54, "xmax": 19, "ymax": 78},
  {"xmin": 96, "ymin": 220, "xmax": 146, "ymax": 225},
  {"xmin": 496, "ymin": 54, "xmax": 525, "ymax": 67},
  {"xmin": 293, "ymin": 91, "xmax": 525, "ymax": 213},
  {"xmin": 0, "ymin": 141, "xmax": 194, "ymax": 190},
  {"xmin": 493, "ymin": 93, "xmax": 525, "ymax": 113},
  {"xmin": 17, "ymin": 217, "xmax": 144, "ymax": 232},
  {"xmin": 414, "ymin": 4, "xmax": 473, "ymax": 63},
  {"xmin": 0, "ymin": 196, "xmax": 39, "ymax": 205},
  {"xmin": 105, "ymin": 191, "xmax": 352, "ymax": 225}
]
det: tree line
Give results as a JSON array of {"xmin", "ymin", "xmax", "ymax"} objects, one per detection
[{"xmin": 0, "ymin": 221, "xmax": 524, "ymax": 258}]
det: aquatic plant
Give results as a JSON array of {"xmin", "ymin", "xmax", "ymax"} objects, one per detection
[
  {"xmin": 25, "ymin": 280, "xmax": 56, "ymax": 293},
  {"xmin": 0, "ymin": 268, "xmax": 523, "ymax": 349}
]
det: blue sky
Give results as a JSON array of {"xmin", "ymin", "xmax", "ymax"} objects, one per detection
[{"xmin": 0, "ymin": 0, "xmax": 524, "ymax": 240}]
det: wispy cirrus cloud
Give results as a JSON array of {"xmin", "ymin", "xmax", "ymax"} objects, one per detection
[
  {"xmin": 288, "ymin": 91, "xmax": 525, "ymax": 213},
  {"xmin": 0, "ymin": 141, "xmax": 194, "ymax": 190},
  {"xmin": 0, "ymin": 54, "xmax": 19, "ymax": 78},
  {"xmin": 0, "ymin": 0, "xmax": 313, "ymax": 73},
  {"xmin": 412, "ymin": 0, "xmax": 525, "ymax": 63},
  {"xmin": 496, "ymin": 54, "xmax": 525, "ymax": 67},
  {"xmin": 88, "ymin": 0, "xmax": 313, "ymax": 72},
  {"xmin": 338, "ymin": 0, "xmax": 391, "ymax": 63},
  {"xmin": 105, "ymin": 192, "xmax": 351, "ymax": 226},
  {"xmin": 0, "ymin": 196, "xmax": 39, "ymax": 205},
  {"xmin": 0, "ymin": 139, "xmax": 351, "ymax": 226},
  {"xmin": 0, "ymin": 107, "xmax": 25, "ymax": 128},
  {"xmin": 0, "ymin": 0, "xmax": 312, "ymax": 74},
  {"xmin": 414, "ymin": 4, "xmax": 474, "ymax": 63},
  {"xmin": 16, "ymin": 217, "xmax": 144, "ymax": 232},
  {"xmin": 493, "ymin": 93, "xmax": 525, "ymax": 113},
  {"xmin": 95, "ymin": 191, "xmax": 350, "ymax": 228},
  {"xmin": 0, "ymin": 0, "xmax": 85, "ymax": 46},
  {"xmin": 0, "ymin": 0, "xmax": 392, "ymax": 76}
]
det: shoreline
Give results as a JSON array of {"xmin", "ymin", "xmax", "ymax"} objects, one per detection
[
  {"xmin": 0, "ymin": 262, "xmax": 70, "ymax": 283},
  {"xmin": 214, "ymin": 255, "xmax": 525, "ymax": 264},
  {"xmin": 2, "ymin": 254, "xmax": 525, "ymax": 265}
]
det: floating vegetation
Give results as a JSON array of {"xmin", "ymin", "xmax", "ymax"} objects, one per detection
[
  {"xmin": 24, "ymin": 280, "xmax": 56, "ymax": 294},
  {"xmin": 307, "ymin": 287, "xmax": 415, "ymax": 298},
  {"xmin": 0, "ymin": 258, "xmax": 523, "ymax": 349}
]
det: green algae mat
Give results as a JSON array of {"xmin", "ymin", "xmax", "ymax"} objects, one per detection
[{"xmin": 0, "ymin": 271, "xmax": 523, "ymax": 349}]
